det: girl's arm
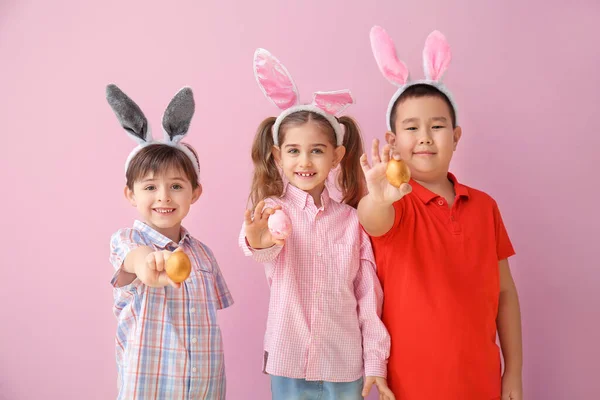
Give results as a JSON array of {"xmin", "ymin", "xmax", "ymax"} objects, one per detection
[
  {"xmin": 355, "ymin": 232, "xmax": 390, "ymax": 377},
  {"xmin": 239, "ymin": 199, "xmax": 284, "ymax": 263},
  {"xmin": 355, "ymin": 232, "xmax": 395, "ymax": 399},
  {"xmin": 238, "ymin": 226, "xmax": 283, "ymax": 263}
]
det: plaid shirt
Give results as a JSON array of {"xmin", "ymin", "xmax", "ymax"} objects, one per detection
[
  {"xmin": 109, "ymin": 220, "xmax": 233, "ymax": 400},
  {"xmin": 239, "ymin": 184, "xmax": 390, "ymax": 382}
]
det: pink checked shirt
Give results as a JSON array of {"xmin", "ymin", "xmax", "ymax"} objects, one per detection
[
  {"xmin": 239, "ymin": 184, "xmax": 390, "ymax": 382},
  {"xmin": 110, "ymin": 220, "xmax": 233, "ymax": 400}
]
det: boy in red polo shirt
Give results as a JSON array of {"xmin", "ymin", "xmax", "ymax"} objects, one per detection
[{"xmin": 357, "ymin": 27, "xmax": 524, "ymax": 399}]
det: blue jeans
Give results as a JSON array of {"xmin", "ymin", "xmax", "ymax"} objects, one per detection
[{"xmin": 270, "ymin": 375, "xmax": 364, "ymax": 400}]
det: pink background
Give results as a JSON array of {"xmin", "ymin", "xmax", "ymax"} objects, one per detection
[{"xmin": 1, "ymin": 0, "xmax": 598, "ymax": 399}]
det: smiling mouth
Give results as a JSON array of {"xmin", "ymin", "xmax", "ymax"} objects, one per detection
[
  {"xmin": 153, "ymin": 208, "xmax": 175, "ymax": 214},
  {"xmin": 295, "ymin": 172, "xmax": 316, "ymax": 177}
]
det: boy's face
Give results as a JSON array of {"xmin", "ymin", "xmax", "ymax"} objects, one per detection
[
  {"xmin": 125, "ymin": 167, "xmax": 201, "ymax": 234},
  {"xmin": 386, "ymin": 96, "xmax": 462, "ymax": 182}
]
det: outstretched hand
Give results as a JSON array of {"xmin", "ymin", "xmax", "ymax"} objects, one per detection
[
  {"xmin": 360, "ymin": 138, "xmax": 411, "ymax": 204},
  {"xmin": 244, "ymin": 200, "xmax": 284, "ymax": 249}
]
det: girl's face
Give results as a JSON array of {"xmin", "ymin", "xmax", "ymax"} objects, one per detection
[{"xmin": 273, "ymin": 121, "xmax": 345, "ymax": 203}]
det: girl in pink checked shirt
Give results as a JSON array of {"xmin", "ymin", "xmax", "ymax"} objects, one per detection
[
  {"xmin": 239, "ymin": 49, "xmax": 395, "ymax": 400},
  {"xmin": 106, "ymin": 85, "xmax": 233, "ymax": 400}
]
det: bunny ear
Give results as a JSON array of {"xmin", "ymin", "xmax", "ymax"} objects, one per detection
[
  {"xmin": 312, "ymin": 90, "xmax": 354, "ymax": 116},
  {"xmin": 254, "ymin": 48, "xmax": 299, "ymax": 110},
  {"xmin": 423, "ymin": 30, "xmax": 451, "ymax": 82},
  {"xmin": 106, "ymin": 84, "xmax": 151, "ymax": 144},
  {"xmin": 370, "ymin": 26, "xmax": 409, "ymax": 87},
  {"xmin": 162, "ymin": 87, "xmax": 195, "ymax": 143}
]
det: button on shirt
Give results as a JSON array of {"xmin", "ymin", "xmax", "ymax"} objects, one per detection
[
  {"xmin": 239, "ymin": 184, "xmax": 390, "ymax": 382},
  {"xmin": 371, "ymin": 174, "xmax": 516, "ymax": 399},
  {"xmin": 110, "ymin": 220, "xmax": 234, "ymax": 400}
]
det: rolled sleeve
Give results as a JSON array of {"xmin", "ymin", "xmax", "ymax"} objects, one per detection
[
  {"xmin": 109, "ymin": 229, "xmax": 144, "ymax": 292},
  {"xmin": 238, "ymin": 223, "xmax": 283, "ymax": 263}
]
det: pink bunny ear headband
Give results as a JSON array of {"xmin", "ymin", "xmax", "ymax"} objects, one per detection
[
  {"xmin": 253, "ymin": 48, "xmax": 354, "ymax": 146},
  {"xmin": 370, "ymin": 26, "xmax": 457, "ymax": 131},
  {"xmin": 105, "ymin": 84, "xmax": 200, "ymax": 179}
]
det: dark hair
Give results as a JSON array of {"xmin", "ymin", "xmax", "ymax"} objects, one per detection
[
  {"xmin": 248, "ymin": 111, "xmax": 366, "ymax": 209},
  {"xmin": 126, "ymin": 143, "xmax": 200, "ymax": 190},
  {"xmin": 390, "ymin": 84, "xmax": 456, "ymax": 132}
]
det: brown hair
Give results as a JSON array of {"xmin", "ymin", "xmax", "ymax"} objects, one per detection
[
  {"xmin": 248, "ymin": 111, "xmax": 366, "ymax": 209},
  {"xmin": 126, "ymin": 143, "xmax": 200, "ymax": 190},
  {"xmin": 390, "ymin": 83, "xmax": 456, "ymax": 132}
]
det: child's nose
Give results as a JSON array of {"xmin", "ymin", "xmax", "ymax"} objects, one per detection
[
  {"xmin": 419, "ymin": 134, "xmax": 433, "ymax": 145},
  {"xmin": 158, "ymin": 188, "xmax": 171, "ymax": 202},
  {"xmin": 299, "ymin": 153, "xmax": 312, "ymax": 167}
]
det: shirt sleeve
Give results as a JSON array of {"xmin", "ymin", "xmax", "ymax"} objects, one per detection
[
  {"xmin": 492, "ymin": 200, "xmax": 516, "ymax": 261},
  {"xmin": 354, "ymin": 228, "xmax": 391, "ymax": 378},
  {"xmin": 109, "ymin": 228, "xmax": 145, "ymax": 292},
  {"xmin": 201, "ymin": 243, "xmax": 234, "ymax": 310}
]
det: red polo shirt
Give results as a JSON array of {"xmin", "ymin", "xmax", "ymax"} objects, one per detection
[{"xmin": 371, "ymin": 173, "xmax": 515, "ymax": 400}]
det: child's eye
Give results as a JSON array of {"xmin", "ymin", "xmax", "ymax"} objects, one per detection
[
  {"xmin": 288, "ymin": 149, "xmax": 299, "ymax": 154},
  {"xmin": 144, "ymin": 185, "xmax": 156, "ymax": 191},
  {"xmin": 432, "ymin": 125, "xmax": 445, "ymax": 129},
  {"xmin": 406, "ymin": 127, "xmax": 418, "ymax": 131},
  {"xmin": 311, "ymin": 149, "xmax": 324, "ymax": 154},
  {"xmin": 172, "ymin": 184, "xmax": 183, "ymax": 190}
]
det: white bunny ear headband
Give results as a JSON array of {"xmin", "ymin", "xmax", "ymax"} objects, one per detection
[
  {"xmin": 253, "ymin": 48, "xmax": 354, "ymax": 146},
  {"xmin": 370, "ymin": 26, "xmax": 457, "ymax": 131},
  {"xmin": 105, "ymin": 84, "xmax": 200, "ymax": 178}
]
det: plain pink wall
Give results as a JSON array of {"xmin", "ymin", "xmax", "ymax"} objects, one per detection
[{"xmin": 1, "ymin": 0, "xmax": 598, "ymax": 399}]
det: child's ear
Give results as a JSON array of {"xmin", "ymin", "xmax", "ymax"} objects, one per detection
[
  {"xmin": 191, "ymin": 184, "xmax": 203, "ymax": 204},
  {"xmin": 272, "ymin": 145, "xmax": 282, "ymax": 167},
  {"xmin": 385, "ymin": 131, "xmax": 397, "ymax": 146},
  {"xmin": 453, "ymin": 126, "xmax": 462, "ymax": 150},
  {"xmin": 333, "ymin": 145, "xmax": 346, "ymax": 167},
  {"xmin": 124, "ymin": 186, "xmax": 136, "ymax": 207}
]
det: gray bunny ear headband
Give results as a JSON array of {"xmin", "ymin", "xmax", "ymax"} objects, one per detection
[{"xmin": 105, "ymin": 84, "xmax": 200, "ymax": 178}]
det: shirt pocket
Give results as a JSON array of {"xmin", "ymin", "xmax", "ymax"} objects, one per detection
[
  {"xmin": 328, "ymin": 243, "xmax": 360, "ymax": 291},
  {"xmin": 187, "ymin": 271, "xmax": 220, "ymax": 325}
]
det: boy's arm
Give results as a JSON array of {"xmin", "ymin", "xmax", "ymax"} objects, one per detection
[
  {"xmin": 358, "ymin": 139, "xmax": 411, "ymax": 237},
  {"xmin": 497, "ymin": 259, "xmax": 523, "ymax": 396},
  {"xmin": 110, "ymin": 229, "xmax": 148, "ymax": 288},
  {"xmin": 110, "ymin": 229, "xmax": 179, "ymax": 289},
  {"xmin": 117, "ymin": 246, "xmax": 178, "ymax": 288},
  {"xmin": 357, "ymin": 195, "xmax": 396, "ymax": 237},
  {"xmin": 117, "ymin": 246, "xmax": 154, "ymax": 286}
]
